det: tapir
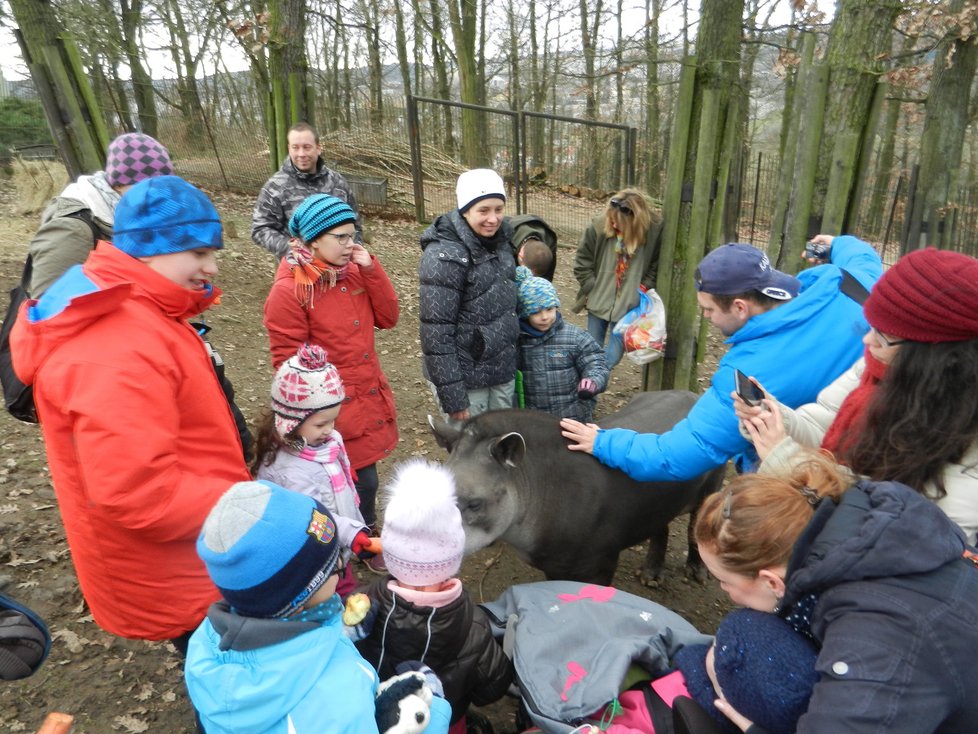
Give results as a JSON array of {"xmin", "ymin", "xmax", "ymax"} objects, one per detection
[{"xmin": 429, "ymin": 390, "xmax": 727, "ymax": 586}]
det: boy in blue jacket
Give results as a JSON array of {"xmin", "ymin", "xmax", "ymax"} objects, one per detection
[
  {"xmin": 561, "ymin": 234, "xmax": 882, "ymax": 481},
  {"xmin": 185, "ymin": 480, "xmax": 451, "ymax": 734}
]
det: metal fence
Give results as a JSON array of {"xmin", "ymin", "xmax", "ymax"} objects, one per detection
[{"xmin": 4, "ymin": 87, "xmax": 978, "ymax": 261}]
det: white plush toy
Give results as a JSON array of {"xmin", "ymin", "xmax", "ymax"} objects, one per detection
[{"xmin": 374, "ymin": 670, "xmax": 434, "ymax": 734}]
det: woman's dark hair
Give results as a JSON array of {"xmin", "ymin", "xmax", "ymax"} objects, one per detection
[
  {"xmin": 840, "ymin": 338, "xmax": 978, "ymax": 498},
  {"xmin": 249, "ymin": 408, "xmax": 297, "ymax": 477}
]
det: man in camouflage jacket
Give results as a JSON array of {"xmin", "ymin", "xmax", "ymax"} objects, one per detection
[{"xmin": 251, "ymin": 123, "xmax": 363, "ymax": 258}]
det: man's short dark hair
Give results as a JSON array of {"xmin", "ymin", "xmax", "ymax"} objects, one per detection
[
  {"xmin": 709, "ymin": 290, "xmax": 783, "ymax": 313},
  {"xmin": 287, "ymin": 122, "xmax": 319, "ymax": 144}
]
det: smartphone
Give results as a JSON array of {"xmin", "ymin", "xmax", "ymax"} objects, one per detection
[
  {"xmin": 804, "ymin": 241, "xmax": 831, "ymax": 261},
  {"xmin": 734, "ymin": 369, "xmax": 764, "ymax": 407}
]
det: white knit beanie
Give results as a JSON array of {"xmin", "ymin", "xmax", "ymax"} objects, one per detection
[
  {"xmin": 271, "ymin": 343, "xmax": 345, "ymax": 438},
  {"xmin": 381, "ymin": 460, "xmax": 466, "ymax": 586},
  {"xmin": 456, "ymin": 169, "xmax": 506, "ymax": 213}
]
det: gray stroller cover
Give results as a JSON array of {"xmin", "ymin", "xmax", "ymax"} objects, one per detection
[{"xmin": 481, "ymin": 581, "xmax": 711, "ymax": 733}]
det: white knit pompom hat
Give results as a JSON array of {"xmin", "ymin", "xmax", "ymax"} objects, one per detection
[{"xmin": 381, "ymin": 460, "xmax": 466, "ymax": 586}]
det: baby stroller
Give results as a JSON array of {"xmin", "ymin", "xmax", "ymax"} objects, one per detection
[{"xmin": 480, "ymin": 581, "xmax": 715, "ymax": 734}]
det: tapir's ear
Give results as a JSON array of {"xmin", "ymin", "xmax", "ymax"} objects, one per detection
[
  {"xmin": 428, "ymin": 414, "xmax": 462, "ymax": 452},
  {"xmin": 490, "ymin": 432, "xmax": 526, "ymax": 468}
]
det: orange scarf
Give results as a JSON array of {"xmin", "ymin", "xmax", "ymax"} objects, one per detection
[{"xmin": 286, "ymin": 239, "xmax": 348, "ymax": 308}]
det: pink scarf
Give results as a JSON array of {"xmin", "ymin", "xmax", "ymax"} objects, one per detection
[{"xmin": 296, "ymin": 433, "xmax": 359, "ymax": 507}]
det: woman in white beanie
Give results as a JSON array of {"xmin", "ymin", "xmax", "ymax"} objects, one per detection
[
  {"xmin": 418, "ymin": 169, "xmax": 519, "ymax": 421},
  {"xmin": 356, "ymin": 460, "xmax": 513, "ymax": 730}
]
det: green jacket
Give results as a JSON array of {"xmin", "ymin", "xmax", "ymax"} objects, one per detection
[
  {"xmin": 572, "ymin": 214, "xmax": 662, "ymax": 322},
  {"xmin": 27, "ymin": 197, "xmax": 109, "ymax": 298}
]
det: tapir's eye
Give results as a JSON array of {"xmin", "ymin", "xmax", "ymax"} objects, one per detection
[{"xmin": 465, "ymin": 499, "xmax": 485, "ymax": 513}]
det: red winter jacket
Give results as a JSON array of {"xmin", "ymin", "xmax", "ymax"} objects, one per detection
[
  {"xmin": 10, "ymin": 244, "xmax": 251, "ymax": 640},
  {"xmin": 263, "ymin": 256, "xmax": 399, "ymax": 469}
]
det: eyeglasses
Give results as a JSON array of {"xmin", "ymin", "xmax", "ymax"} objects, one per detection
[
  {"xmin": 871, "ymin": 327, "xmax": 905, "ymax": 348},
  {"xmin": 609, "ymin": 198, "xmax": 634, "ymax": 217},
  {"xmin": 323, "ymin": 232, "xmax": 355, "ymax": 246}
]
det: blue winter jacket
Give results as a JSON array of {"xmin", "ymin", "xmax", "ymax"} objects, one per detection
[
  {"xmin": 592, "ymin": 235, "xmax": 882, "ymax": 481},
  {"xmin": 185, "ymin": 597, "xmax": 451, "ymax": 734}
]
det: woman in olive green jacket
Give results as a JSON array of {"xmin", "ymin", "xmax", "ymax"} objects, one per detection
[{"xmin": 573, "ymin": 189, "xmax": 663, "ymax": 367}]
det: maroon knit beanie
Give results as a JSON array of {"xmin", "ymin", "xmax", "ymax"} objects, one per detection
[{"xmin": 864, "ymin": 248, "xmax": 978, "ymax": 343}]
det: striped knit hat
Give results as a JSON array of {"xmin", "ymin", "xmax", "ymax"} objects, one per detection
[
  {"xmin": 864, "ymin": 247, "xmax": 978, "ymax": 343},
  {"xmin": 516, "ymin": 265, "xmax": 559, "ymax": 319},
  {"xmin": 105, "ymin": 133, "xmax": 173, "ymax": 188},
  {"xmin": 198, "ymin": 481, "xmax": 341, "ymax": 618},
  {"xmin": 271, "ymin": 343, "xmax": 345, "ymax": 438},
  {"xmin": 288, "ymin": 194, "xmax": 357, "ymax": 243}
]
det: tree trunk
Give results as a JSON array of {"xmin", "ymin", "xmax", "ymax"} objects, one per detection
[
  {"xmin": 392, "ymin": 0, "xmax": 413, "ymax": 100},
  {"xmin": 578, "ymin": 0, "xmax": 603, "ymax": 185},
  {"xmin": 813, "ymin": 0, "xmax": 901, "ymax": 231},
  {"xmin": 9, "ymin": 0, "xmax": 106, "ymax": 176},
  {"xmin": 119, "ymin": 0, "xmax": 159, "ymax": 136},
  {"xmin": 267, "ymin": 0, "xmax": 312, "ymax": 159},
  {"xmin": 446, "ymin": 0, "xmax": 483, "ymax": 165},
  {"xmin": 644, "ymin": 0, "xmax": 663, "ymax": 196},
  {"xmin": 658, "ymin": 0, "xmax": 745, "ymax": 392},
  {"xmin": 906, "ymin": 0, "xmax": 978, "ymax": 251}
]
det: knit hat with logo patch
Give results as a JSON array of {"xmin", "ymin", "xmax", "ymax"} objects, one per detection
[
  {"xmin": 197, "ymin": 480, "xmax": 341, "ymax": 618},
  {"xmin": 271, "ymin": 343, "xmax": 345, "ymax": 438}
]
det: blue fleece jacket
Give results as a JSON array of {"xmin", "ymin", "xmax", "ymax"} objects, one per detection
[{"xmin": 592, "ymin": 235, "xmax": 882, "ymax": 481}]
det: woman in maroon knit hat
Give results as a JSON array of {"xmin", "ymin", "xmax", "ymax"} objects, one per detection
[{"xmin": 734, "ymin": 246, "xmax": 978, "ymax": 544}]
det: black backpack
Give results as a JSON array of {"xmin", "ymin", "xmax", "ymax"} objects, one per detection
[{"xmin": 0, "ymin": 209, "xmax": 100, "ymax": 422}]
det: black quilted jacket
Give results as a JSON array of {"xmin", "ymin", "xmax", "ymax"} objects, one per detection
[
  {"xmin": 418, "ymin": 211, "xmax": 518, "ymax": 414},
  {"xmin": 356, "ymin": 578, "xmax": 514, "ymax": 724}
]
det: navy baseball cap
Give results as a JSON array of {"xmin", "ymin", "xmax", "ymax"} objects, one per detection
[{"xmin": 695, "ymin": 243, "xmax": 800, "ymax": 301}]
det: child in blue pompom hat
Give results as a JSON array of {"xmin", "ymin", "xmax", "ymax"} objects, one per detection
[
  {"xmin": 515, "ymin": 266, "xmax": 609, "ymax": 421},
  {"xmin": 186, "ymin": 480, "xmax": 452, "ymax": 734}
]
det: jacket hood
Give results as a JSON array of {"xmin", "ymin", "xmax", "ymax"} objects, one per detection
[
  {"xmin": 785, "ymin": 479, "xmax": 967, "ymax": 606},
  {"xmin": 11, "ymin": 243, "xmax": 221, "ymax": 387},
  {"xmin": 192, "ymin": 599, "xmax": 354, "ymax": 733}
]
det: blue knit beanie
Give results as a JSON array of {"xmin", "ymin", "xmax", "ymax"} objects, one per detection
[
  {"xmin": 113, "ymin": 175, "xmax": 222, "ymax": 257},
  {"xmin": 288, "ymin": 194, "xmax": 357, "ymax": 243},
  {"xmin": 197, "ymin": 481, "xmax": 341, "ymax": 618},
  {"xmin": 516, "ymin": 265, "xmax": 559, "ymax": 319},
  {"xmin": 675, "ymin": 609, "xmax": 819, "ymax": 734}
]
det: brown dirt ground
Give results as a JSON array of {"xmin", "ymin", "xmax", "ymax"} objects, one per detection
[{"xmin": 0, "ymin": 181, "xmax": 733, "ymax": 733}]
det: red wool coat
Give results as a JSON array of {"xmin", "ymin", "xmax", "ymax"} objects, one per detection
[
  {"xmin": 263, "ymin": 256, "xmax": 400, "ymax": 469},
  {"xmin": 10, "ymin": 244, "xmax": 251, "ymax": 640}
]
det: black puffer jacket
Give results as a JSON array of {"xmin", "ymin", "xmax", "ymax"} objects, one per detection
[
  {"xmin": 356, "ymin": 578, "xmax": 514, "ymax": 724},
  {"xmin": 419, "ymin": 211, "xmax": 518, "ymax": 414}
]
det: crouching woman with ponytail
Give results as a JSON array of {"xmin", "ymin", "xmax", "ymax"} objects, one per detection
[{"xmin": 693, "ymin": 453, "xmax": 978, "ymax": 734}]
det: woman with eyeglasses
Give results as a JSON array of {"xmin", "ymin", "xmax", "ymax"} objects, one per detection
[
  {"xmin": 262, "ymin": 193, "xmax": 400, "ymax": 533},
  {"xmin": 572, "ymin": 189, "xmax": 663, "ymax": 367},
  {"xmin": 693, "ymin": 451, "xmax": 978, "ymax": 733},
  {"xmin": 733, "ymin": 247, "xmax": 978, "ymax": 543}
]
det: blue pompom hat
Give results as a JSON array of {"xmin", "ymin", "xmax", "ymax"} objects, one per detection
[
  {"xmin": 288, "ymin": 194, "xmax": 357, "ymax": 243},
  {"xmin": 197, "ymin": 480, "xmax": 341, "ymax": 618},
  {"xmin": 516, "ymin": 265, "xmax": 560, "ymax": 319},
  {"xmin": 113, "ymin": 175, "xmax": 222, "ymax": 257},
  {"xmin": 675, "ymin": 609, "xmax": 819, "ymax": 734}
]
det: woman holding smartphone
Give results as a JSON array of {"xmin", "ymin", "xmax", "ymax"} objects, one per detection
[
  {"xmin": 572, "ymin": 189, "xmax": 663, "ymax": 368},
  {"xmin": 734, "ymin": 245, "xmax": 978, "ymax": 544}
]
